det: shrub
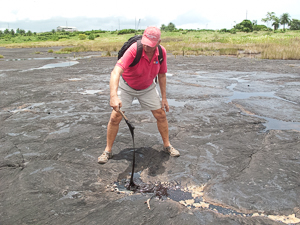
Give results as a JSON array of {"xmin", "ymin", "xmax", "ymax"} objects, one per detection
[
  {"xmin": 289, "ymin": 19, "xmax": 300, "ymax": 30},
  {"xmin": 117, "ymin": 29, "xmax": 135, "ymax": 35},
  {"xmin": 230, "ymin": 28, "xmax": 237, "ymax": 34},
  {"xmin": 220, "ymin": 48, "xmax": 239, "ymax": 55},
  {"xmin": 58, "ymin": 35, "xmax": 70, "ymax": 39},
  {"xmin": 102, "ymin": 51, "xmax": 111, "ymax": 56},
  {"xmin": 79, "ymin": 34, "xmax": 87, "ymax": 40},
  {"xmin": 243, "ymin": 27, "xmax": 252, "ymax": 33},
  {"xmin": 88, "ymin": 33, "xmax": 95, "ymax": 40},
  {"xmin": 38, "ymin": 36, "xmax": 49, "ymax": 41},
  {"xmin": 48, "ymin": 49, "xmax": 54, "ymax": 53},
  {"xmin": 94, "ymin": 30, "xmax": 106, "ymax": 33},
  {"xmin": 273, "ymin": 29, "xmax": 285, "ymax": 33},
  {"xmin": 52, "ymin": 36, "xmax": 59, "ymax": 41},
  {"xmin": 58, "ymin": 45, "xmax": 88, "ymax": 53},
  {"xmin": 0, "ymin": 54, "xmax": 4, "ymax": 58},
  {"xmin": 253, "ymin": 24, "xmax": 268, "ymax": 31},
  {"xmin": 219, "ymin": 28, "xmax": 229, "ymax": 33}
]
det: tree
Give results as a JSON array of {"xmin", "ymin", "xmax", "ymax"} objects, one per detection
[
  {"xmin": 280, "ymin": 13, "xmax": 291, "ymax": 30},
  {"xmin": 234, "ymin": 20, "xmax": 253, "ymax": 32},
  {"xmin": 19, "ymin": 29, "xmax": 26, "ymax": 35},
  {"xmin": 4, "ymin": 28, "xmax": 10, "ymax": 35},
  {"xmin": 272, "ymin": 17, "xmax": 280, "ymax": 30},
  {"xmin": 26, "ymin": 30, "xmax": 32, "ymax": 36},
  {"xmin": 167, "ymin": 22, "xmax": 176, "ymax": 32},
  {"xmin": 289, "ymin": 19, "xmax": 300, "ymax": 30},
  {"xmin": 160, "ymin": 24, "xmax": 166, "ymax": 31},
  {"xmin": 160, "ymin": 23, "xmax": 176, "ymax": 32},
  {"xmin": 262, "ymin": 12, "xmax": 276, "ymax": 27},
  {"xmin": 10, "ymin": 29, "xmax": 15, "ymax": 36}
]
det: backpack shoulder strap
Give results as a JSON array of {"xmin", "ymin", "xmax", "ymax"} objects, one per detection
[
  {"xmin": 129, "ymin": 40, "xmax": 143, "ymax": 67},
  {"xmin": 158, "ymin": 45, "xmax": 164, "ymax": 64}
]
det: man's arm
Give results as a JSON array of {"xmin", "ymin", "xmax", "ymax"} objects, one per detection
[
  {"xmin": 110, "ymin": 65, "xmax": 124, "ymax": 111},
  {"xmin": 157, "ymin": 73, "xmax": 169, "ymax": 112}
]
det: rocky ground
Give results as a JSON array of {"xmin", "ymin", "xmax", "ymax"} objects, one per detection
[{"xmin": 0, "ymin": 47, "xmax": 300, "ymax": 225}]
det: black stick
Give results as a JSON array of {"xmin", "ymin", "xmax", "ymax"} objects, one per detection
[{"xmin": 118, "ymin": 110, "xmax": 136, "ymax": 190}]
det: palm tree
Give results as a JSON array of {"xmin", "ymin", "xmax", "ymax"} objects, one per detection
[
  {"xmin": 280, "ymin": 13, "xmax": 291, "ymax": 30},
  {"xmin": 262, "ymin": 12, "xmax": 276, "ymax": 27},
  {"xmin": 272, "ymin": 17, "xmax": 280, "ymax": 31}
]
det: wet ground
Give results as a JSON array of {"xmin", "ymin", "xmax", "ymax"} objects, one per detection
[{"xmin": 0, "ymin": 47, "xmax": 300, "ymax": 225}]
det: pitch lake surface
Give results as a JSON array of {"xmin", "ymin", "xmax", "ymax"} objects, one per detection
[{"xmin": 0, "ymin": 47, "xmax": 300, "ymax": 224}]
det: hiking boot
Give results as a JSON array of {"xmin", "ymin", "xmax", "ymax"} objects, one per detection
[
  {"xmin": 98, "ymin": 151, "xmax": 112, "ymax": 164},
  {"xmin": 163, "ymin": 145, "xmax": 180, "ymax": 157}
]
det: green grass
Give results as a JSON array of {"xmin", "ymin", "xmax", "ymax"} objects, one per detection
[
  {"xmin": 0, "ymin": 54, "xmax": 4, "ymax": 58},
  {"xmin": 1, "ymin": 30, "xmax": 300, "ymax": 59}
]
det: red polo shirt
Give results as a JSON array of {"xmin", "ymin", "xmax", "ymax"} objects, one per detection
[{"xmin": 116, "ymin": 43, "xmax": 167, "ymax": 90}]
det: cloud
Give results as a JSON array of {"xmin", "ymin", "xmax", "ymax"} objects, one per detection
[
  {"xmin": 172, "ymin": 10, "xmax": 210, "ymax": 28},
  {"xmin": 0, "ymin": 16, "xmax": 161, "ymax": 32}
]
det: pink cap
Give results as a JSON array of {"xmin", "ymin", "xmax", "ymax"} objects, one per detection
[{"xmin": 141, "ymin": 26, "xmax": 161, "ymax": 47}]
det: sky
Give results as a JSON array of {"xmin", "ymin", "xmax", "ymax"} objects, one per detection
[{"xmin": 1, "ymin": 0, "xmax": 300, "ymax": 32}]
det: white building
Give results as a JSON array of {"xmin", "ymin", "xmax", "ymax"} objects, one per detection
[{"xmin": 57, "ymin": 26, "xmax": 78, "ymax": 32}]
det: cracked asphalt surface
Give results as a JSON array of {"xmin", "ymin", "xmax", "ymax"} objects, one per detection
[{"xmin": 0, "ymin": 47, "xmax": 300, "ymax": 224}]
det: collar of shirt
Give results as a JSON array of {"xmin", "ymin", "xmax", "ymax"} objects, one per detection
[{"xmin": 141, "ymin": 46, "xmax": 159, "ymax": 63}]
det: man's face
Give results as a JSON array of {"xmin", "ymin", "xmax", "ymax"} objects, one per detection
[{"xmin": 142, "ymin": 40, "xmax": 161, "ymax": 54}]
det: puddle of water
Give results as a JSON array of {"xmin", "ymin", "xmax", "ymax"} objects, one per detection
[
  {"xmin": 30, "ymin": 166, "xmax": 55, "ymax": 175},
  {"xmin": 39, "ymin": 61, "xmax": 79, "ymax": 69},
  {"xmin": 22, "ymin": 61, "xmax": 79, "ymax": 72},
  {"xmin": 6, "ymin": 57, "xmax": 66, "ymax": 61},
  {"xmin": 168, "ymin": 99, "xmax": 186, "ymax": 107},
  {"xmin": 4, "ymin": 151, "xmax": 21, "ymax": 159},
  {"xmin": 226, "ymin": 82, "xmax": 300, "ymax": 132},
  {"xmin": 68, "ymin": 78, "xmax": 82, "ymax": 81},
  {"xmin": 256, "ymin": 115, "xmax": 300, "ymax": 132},
  {"xmin": 226, "ymin": 83, "xmax": 297, "ymax": 105},
  {"xmin": 79, "ymin": 90, "xmax": 102, "ymax": 95},
  {"xmin": 50, "ymin": 127, "xmax": 70, "ymax": 135},
  {"xmin": 9, "ymin": 103, "xmax": 45, "ymax": 113}
]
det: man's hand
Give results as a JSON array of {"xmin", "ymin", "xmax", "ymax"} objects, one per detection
[
  {"xmin": 110, "ymin": 95, "xmax": 122, "ymax": 112},
  {"xmin": 109, "ymin": 65, "xmax": 124, "ymax": 111},
  {"xmin": 161, "ymin": 98, "xmax": 169, "ymax": 112}
]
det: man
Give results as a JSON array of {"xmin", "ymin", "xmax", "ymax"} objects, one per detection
[{"xmin": 98, "ymin": 26, "xmax": 180, "ymax": 164}]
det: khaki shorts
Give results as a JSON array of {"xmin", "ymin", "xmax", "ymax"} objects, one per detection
[{"xmin": 117, "ymin": 77, "xmax": 161, "ymax": 111}]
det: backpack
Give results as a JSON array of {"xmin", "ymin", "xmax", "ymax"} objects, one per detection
[{"xmin": 118, "ymin": 35, "xmax": 164, "ymax": 67}]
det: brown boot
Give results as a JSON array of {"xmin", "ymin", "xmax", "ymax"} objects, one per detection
[
  {"xmin": 98, "ymin": 151, "xmax": 112, "ymax": 164},
  {"xmin": 163, "ymin": 145, "xmax": 180, "ymax": 157}
]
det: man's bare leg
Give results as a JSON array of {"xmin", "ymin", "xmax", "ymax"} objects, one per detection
[
  {"xmin": 151, "ymin": 108, "xmax": 170, "ymax": 147},
  {"xmin": 151, "ymin": 108, "xmax": 180, "ymax": 156},
  {"xmin": 105, "ymin": 110, "xmax": 123, "ymax": 152}
]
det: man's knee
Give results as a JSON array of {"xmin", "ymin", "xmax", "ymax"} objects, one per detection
[
  {"xmin": 152, "ymin": 108, "xmax": 167, "ymax": 121},
  {"xmin": 109, "ymin": 111, "xmax": 123, "ymax": 125}
]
